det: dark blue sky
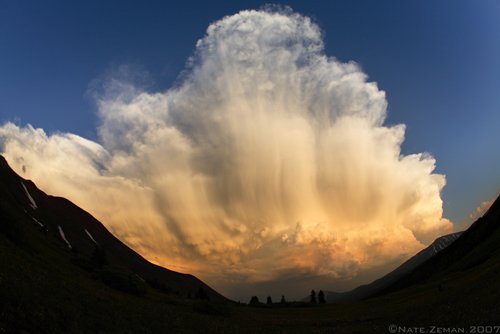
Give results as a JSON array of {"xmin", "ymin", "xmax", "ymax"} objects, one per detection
[{"xmin": 1, "ymin": 0, "xmax": 499, "ymax": 225}]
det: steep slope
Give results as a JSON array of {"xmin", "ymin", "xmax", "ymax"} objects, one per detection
[
  {"xmin": 378, "ymin": 192, "xmax": 500, "ymax": 295},
  {"xmin": 321, "ymin": 231, "xmax": 462, "ymax": 303},
  {"xmin": 0, "ymin": 155, "xmax": 225, "ymax": 301}
]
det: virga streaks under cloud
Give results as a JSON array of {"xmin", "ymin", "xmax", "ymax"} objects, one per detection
[{"xmin": 0, "ymin": 9, "xmax": 452, "ymax": 295}]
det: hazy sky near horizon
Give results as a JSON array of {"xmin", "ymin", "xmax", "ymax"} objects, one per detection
[{"xmin": 1, "ymin": 1, "xmax": 499, "ymax": 300}]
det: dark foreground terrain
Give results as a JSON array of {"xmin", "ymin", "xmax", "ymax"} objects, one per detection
[{"xmin": 1, "ymin": 155, "xmax": 499, "ymax": 333}]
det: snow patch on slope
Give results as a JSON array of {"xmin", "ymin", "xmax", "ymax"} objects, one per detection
[
  {"xmin": 85, "ymin": 229, "xmax": 98, "ymax": 245},
  {"xmin": 58, "ymin": 225, "xmax": 72, "ymax": 249},
  {"xmin": 428, "ymin": 232, "xmax": 462, "ymax": 256},
  {"xmin": 31, "ymin": 217, "xmax": 43, "ymax": 227},
  {"xmin": 21, "ymin": 182, "xmax": 37, "ymax": 209}
]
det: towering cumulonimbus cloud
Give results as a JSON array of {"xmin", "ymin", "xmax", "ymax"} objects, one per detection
[{"xmin": 0, "ymin": 9, "xmax": 452, "ymax": 293}]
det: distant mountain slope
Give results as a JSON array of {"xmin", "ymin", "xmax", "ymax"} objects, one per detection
[
  {"xmin": 321, "ymin": 231, "xmax": 462, "ymax": 303},
  {"xmin": 0, "ymin": 155, "xmax": 225, "ymax": 301}
]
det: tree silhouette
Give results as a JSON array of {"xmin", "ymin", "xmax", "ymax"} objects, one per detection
[
  {"xmin": 249, "ymin": 296, "xmax": 259, "ymax": 305},
  {"xmin": 195, "ymin": 286, "xmax": 209, "ymax": 300},
  {"xmin": 310, "ymin": 289, "xmax": 317, "ymax": 304},
  {"xmin": 280, "ymin": 295, "xmax": 286, "ymax": 304},
  {"xmin": 91, "ymin": 245, "xmax": 108, "ymax": 267},
  {"xmin": 266, "ymin": 296, "xmax": 273, "ymax": 305},
  {"xmin": 318, "ymin": 290, "xmax": 326, "ymax": 304}
]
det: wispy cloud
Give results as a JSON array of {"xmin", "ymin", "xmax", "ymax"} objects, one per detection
[
  {"xmin": 459, "ymin": 198, "xmax": 495, "ymax": 230},
  {"xmin": 0, "ymin": 9, "xmax": 453, "ymax": 298}
]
